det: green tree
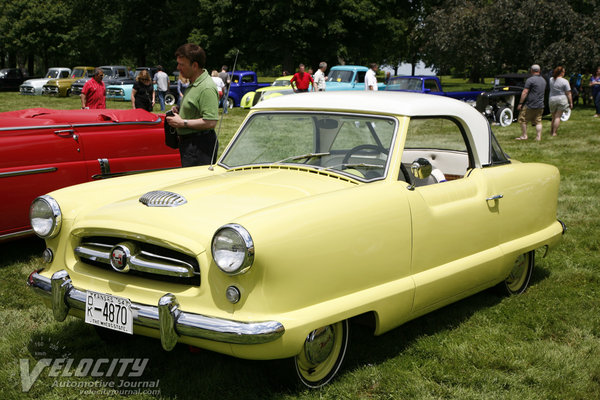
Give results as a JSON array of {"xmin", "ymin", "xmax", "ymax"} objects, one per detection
[{"xmin": 0, "ymin": 0, "xmax": 71, "ymax": 74}]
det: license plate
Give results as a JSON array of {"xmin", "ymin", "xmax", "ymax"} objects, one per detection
[{"xmin": 85, "ymin": 291, "xmax": 133, "ymax": 334}]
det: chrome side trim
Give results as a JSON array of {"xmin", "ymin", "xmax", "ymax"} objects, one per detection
[
  {"xmin": 27, "ymin": 270, "xmax": 285, "ymax": 349},
  {"xmin": 74, "ymin": 242, "xmax": 197, "ymax": 278},
  {"xmin": 0, "ymin": 229, "xmax": 33, "ymax": 241},
  {"xmin": 0, "ymin": 118, "xmax": 162, "ymax": 133},
  {"xmin": 0, "ymin": 167, "xmax": 57, "ymax": 178}
]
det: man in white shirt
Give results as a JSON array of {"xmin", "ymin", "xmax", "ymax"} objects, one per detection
[
  {"xmin": 153, "ymin": 65, "xmax": 170, "ymax": 111},
  {"xmin": 313, "ymin": 62, "xmax": 327, "ymax": 91},
  {"xmin": 365, "ymin": 63, "xmax": 379, "ymax": 91}
]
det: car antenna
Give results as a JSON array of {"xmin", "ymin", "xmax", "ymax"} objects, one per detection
[{"xmin": 209, "ymin": 49, "xmax": 239, "ymax": 172}]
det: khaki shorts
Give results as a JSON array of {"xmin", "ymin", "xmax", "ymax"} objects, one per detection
[
  {"xmin": 518, "ymin": 106, "xmax": 543, "ymax": 125},
  {"xmin": 549, "ymin": 97, "xmax": 569, "ymax": 113}
]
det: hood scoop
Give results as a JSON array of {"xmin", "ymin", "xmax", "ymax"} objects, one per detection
[{"xmin": 139, "ymin": 191, "xmax": 187, "ymax": 207}]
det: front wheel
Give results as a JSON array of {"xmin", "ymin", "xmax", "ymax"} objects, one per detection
[
  {"xmin": 294, "ymin": 320, "xmax": 349, "ymax": 388},
  {"xmin": 165, "ymin": 93, "xmax": 176, "ymax": 106},
  {"xmin": 561, "ymin": 107, "xmax": 571, "ymax": 121},
  {"xmin": 499, "ymin": 251, "xmax": 534, "ymax": 295},
  {"xmin": 496, "ymin": 107, "xmax": 513, "ymax": 127}
]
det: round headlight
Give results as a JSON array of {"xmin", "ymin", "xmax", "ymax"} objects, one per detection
[
  {"xmin": 211, "ymin": 224, "xmax": 254, "ymax": 275},
  {"xmin": 30, "ymin": 195, "xmax": 62, "ymax": 238},
  {"xmin": 485, "ymin": 105, "xmax": 493, "ymax": 115}
]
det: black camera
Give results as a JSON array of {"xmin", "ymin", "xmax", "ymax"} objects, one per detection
[{"xmin": 165, "ymin": 110, "xmax": 174, "ymax": 117}]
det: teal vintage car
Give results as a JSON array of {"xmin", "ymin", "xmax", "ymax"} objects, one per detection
[
  {"xmin": 326, "ymin": 65, "xmax": 386, "ymax": 91},
  {"xmin": 106, "ymin": 67, "xmax": 157, "ymax": 102}
]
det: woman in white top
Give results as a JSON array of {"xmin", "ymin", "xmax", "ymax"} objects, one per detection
[
  {"xmin": 211, "ymin": 70, "xmax": 225, "ymax": 99},
  {"xmin": 548, "ymin": 66, "xmax": 573, "ymax": 137}
]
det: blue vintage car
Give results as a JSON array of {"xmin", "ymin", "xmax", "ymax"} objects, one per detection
[
  {"xmin": 325, "ymin": 65, "xmax": 386, "ymax": 91},
  {"xmin": 225, "ymin": 71, "xmax": 270, "ymax": 108},
  {"xmin": 385, "ymin": 76, "xmax": 481, "ymax": 104}
]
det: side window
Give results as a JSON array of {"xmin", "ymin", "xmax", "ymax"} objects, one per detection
[
  {"xmin": 356, "ymin": 71, "xmax": 366, "ymax": 83},
  {"xmin": 60, "ymin": 71, "xmax": 69, "ymax": 78},
  {"xmin": 118, "ymin": 69, "xmax": 127, "ymax": 77},
  {"xmin": 402, "ymin": 117, "xmax": 470, "ymax": 184},
  {"xmin": 242, "ymin": 75, "xmax": 254, "ymax": 84},
  {"xmin": 424, "ymin": 79, "xmax": 441, "ymax": 92}
]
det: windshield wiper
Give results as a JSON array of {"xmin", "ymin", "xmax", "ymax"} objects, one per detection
[{"xmin": 274, "ymin": 152, "xmax": 330, "ymax": 164}]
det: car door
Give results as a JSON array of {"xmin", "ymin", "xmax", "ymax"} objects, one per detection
[
  {"xmin": 0, "ymin": 121, "xmax": 86, "ymax": 237},
  {"xmin": 399, "ymin": 117, "xmax": 505, "ymax": 312},
  {"xmin": 73, "ymin": 112, "xmax": 180, "ymax": 178}
]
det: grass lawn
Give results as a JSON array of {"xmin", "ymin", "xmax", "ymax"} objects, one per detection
[{"xmin": 0, "ymin": 92, "xmax": 599, "ymax": 399}]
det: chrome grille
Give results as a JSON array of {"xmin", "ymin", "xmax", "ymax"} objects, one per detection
[
  {"xmin": 139, "ymin": 191, "xmax": 187, "ymax": 207},
  {"xmin": 75, "ymin": 236, "xmax": 200, "ymax": 285}
]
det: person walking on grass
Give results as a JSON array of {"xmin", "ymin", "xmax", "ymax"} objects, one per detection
[
  {"xmin": 548, "ymin": 66, "xmax": 573, "ymax": 137},
  {"xmin": 515, "ymin": 64, "xmax": 546, "ymax": 141}
]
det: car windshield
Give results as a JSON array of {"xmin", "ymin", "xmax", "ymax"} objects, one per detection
[
  {"xmin": 220, "ymin": 112, "xmax": 397, "ymax": 181},
  {"xmin": 272, "ymin": 80, "xmax": 289, "ymax": 87},
  {"xmin": 72, "ymin": 69, "xmax": 86, "ymax": 78},
  {"xmin": 327, "ymin": 70, "xmax": 354, "ymax": 83},
  {"xmin": 385, "ymin": 78, "xmax": 422, "ymax": 91},
  {"xmin": 46, "ymin": 70, "xmax": 60, "ymax": 79}
]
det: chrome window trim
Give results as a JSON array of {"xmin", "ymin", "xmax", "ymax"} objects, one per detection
[{"xmin": 0, "ymin": 167, "xmax": 57, "ymax": 178}]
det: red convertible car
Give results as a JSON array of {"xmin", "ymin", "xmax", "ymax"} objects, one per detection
[{"xmin": 0, "ymin": 108, "xmax": 180, "ymax": 241}]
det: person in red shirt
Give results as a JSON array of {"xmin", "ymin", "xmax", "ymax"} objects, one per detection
[
  {"xmin": 290, "ymin": 64, "xmax": 315, "ymax": 93},
  {"xmin": 80, "ymin": 68, "xmax": 106, "ymax": 109}
]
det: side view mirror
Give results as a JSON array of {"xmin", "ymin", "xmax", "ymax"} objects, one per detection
[{"xmin": 407, "ymin": 158, "xmax": 432, "ymax": 190}]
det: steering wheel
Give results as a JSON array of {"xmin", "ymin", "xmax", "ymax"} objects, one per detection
[{"xmin": 341, "ymin": 144, "xmax": 388, "ymax": 168}]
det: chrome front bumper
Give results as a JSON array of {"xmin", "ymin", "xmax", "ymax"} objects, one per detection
[{"xmin": 28, "ymin": 269, "xmax": 285, "ymax": 351}]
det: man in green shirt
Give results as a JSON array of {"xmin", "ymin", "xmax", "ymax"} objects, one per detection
[{"xmin": 166, "ymin": 43, "xmax": 219, "ymax": 167}]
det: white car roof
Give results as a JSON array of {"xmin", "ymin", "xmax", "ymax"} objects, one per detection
[{"xmin": 253, "ymin": 91, "xmax": 492, "ymax": 167}]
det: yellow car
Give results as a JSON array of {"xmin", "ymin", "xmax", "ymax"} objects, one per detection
[
  {"xmin": 27, "ymin": 92, "xmax": 564, "ymax": 388},
  {"xmin": 42, "ymin": 66, "xmax": 95, "ymax": 97},
  {"xmin": 240, "ymin": 75, "xmax": 295, "ymax": 108}
]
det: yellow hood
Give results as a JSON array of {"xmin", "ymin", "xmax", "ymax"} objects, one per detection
[{"xmin": 71, "ymin": 167, "xmax": 357, "ymax": 254}]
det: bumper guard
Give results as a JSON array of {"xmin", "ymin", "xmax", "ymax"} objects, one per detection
[{"xmin": 27, "ymin": 269, "xmax": 285, "ymax": 351}]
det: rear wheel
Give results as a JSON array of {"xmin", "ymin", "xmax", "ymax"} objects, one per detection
[
  {"xmin": 165, "ymin": 93, "xmax": 176, "ymax": 106},
  {"xmin": 499, "ymin": 251, "xmax": 534, "ymax": 295},
  {"xmin": 294, "ymin": 320, "xmax": 349, "ymax": 388},
  {"xmin": 226, "ymin": 97, "xmax": 235, "ymax": 109},
  {"xmin": 496, "ymin": 107, "xmax": 513, "ymax": 127}
]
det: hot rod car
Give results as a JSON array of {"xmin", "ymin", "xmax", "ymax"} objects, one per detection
[
  {"xmin": 27, "ymin": 92, "xmax": 564, "ymax": 388},
  {"xmin": 476, "ymin": 73, "xmax": 571, "ymax": 127}
]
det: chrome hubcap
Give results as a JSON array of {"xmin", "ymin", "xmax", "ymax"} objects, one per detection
[{"xmin": 304, "ymin": 325, "xmax": 335, "ymax": 365}]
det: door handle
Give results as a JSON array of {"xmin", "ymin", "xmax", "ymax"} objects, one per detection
[
  {"xmin": 54, "ymin": 129, "xmax": 78, "ymax": 142},
  {"xmin": 486, "ymin": 194, "xmax": 503, "ymax": 201}
]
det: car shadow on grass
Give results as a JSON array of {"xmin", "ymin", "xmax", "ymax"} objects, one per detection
[
  {"xmin": 0, "ymin": 236, "xmax": 45, "ymax": 268},
  {"xmin": 22, "ymin": 264, "xmax": 551, "ymax": 399}
]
